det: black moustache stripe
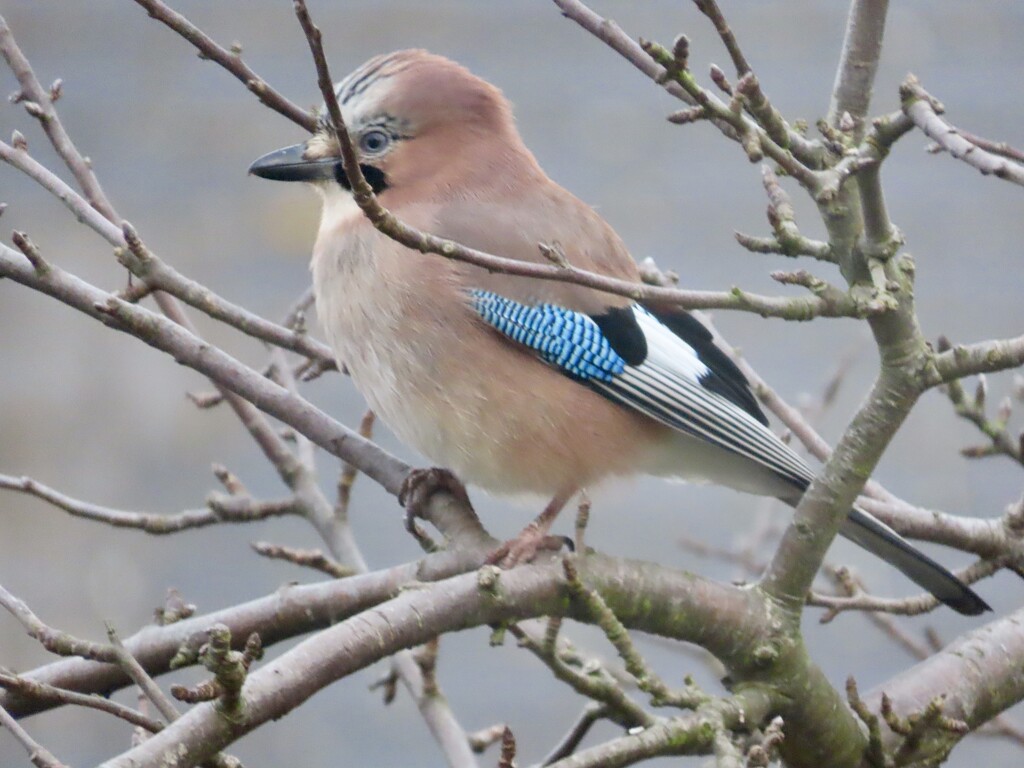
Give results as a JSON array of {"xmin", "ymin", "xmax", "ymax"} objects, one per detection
[{"xmin": 334, "ymin": 162, "xmax": 389, "ymax": 194}]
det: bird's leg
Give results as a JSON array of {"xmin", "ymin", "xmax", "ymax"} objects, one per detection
[
  {"xmin": 487, "ymin": 489, "xmax": 576, "ymax": 568},
  {"xmin": 398, "ymin": 467, "xmax": 475, "ymax": 538}
]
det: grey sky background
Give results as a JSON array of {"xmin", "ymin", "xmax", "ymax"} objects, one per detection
[{"xmin": 1, "ymin": 2, "xmax": 1023, "ymax": 765}]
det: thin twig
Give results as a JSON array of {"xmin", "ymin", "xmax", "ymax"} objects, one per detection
[
  {"xmin": 336, "ymin": 410, "xmax": 376, "ymax": 520},
  {"xmin": 131, "ymin": 0, "xmax": 315, "ymax": 131},
  {"xmin": 0, "ymin": 13, "xmax": 118, "ymax": 221},
  {"xmin": 0, "ymin": 670, "xmax": 164, "ymax": 733},
  {"xmin": 944, "ymin": 377, "xmax": 1023, "ymax": 467},
  {"xmin": 105, "ymin": 625, "xmax": 181, "ymax": 723},
  {"xmin": 0, "ymin": 473, "xmax": 300, "ymax": 533},
  {"xmin": 693, "ymin": 0, "xmax": 751, "ymax": 76},
  {"xmin": 250, "ymin": 541, "xmax": 354, "ymax": 578},
  {"xmin": 508, "ymin": 623, "xmax": 654, "ymax": 732},
  {"xmin": 0, "ymin": 701, "xmax": 69, "ymax": 768},
  {"xmin": 809, "ymin": 558, "xmax": 1002, "ymax": 619},
  {"xmin": 552, "ymin": 0, "xmax": 824, "ymax": 166},
  {"xmin": 537, "ymin": 704, "xmax": 606, "ymax": 766}
]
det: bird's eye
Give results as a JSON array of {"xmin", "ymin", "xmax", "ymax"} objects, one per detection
[{"xmin": 359, "ymin": 129, "xmax": 391, "ymax": 156}]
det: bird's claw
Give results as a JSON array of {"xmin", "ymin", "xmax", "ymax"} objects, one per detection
[
  {"xmin": 398, "ymin": 467, "xmax": 473, "ymax": 535},
  {"xmin": 486, "ymin": 530, "xmax": 571, "ymax": 568}
]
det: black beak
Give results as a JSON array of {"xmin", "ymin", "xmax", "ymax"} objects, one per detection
[{"xmin": 248, "ymin": 142, "xmax": 337, "ymax": 182}]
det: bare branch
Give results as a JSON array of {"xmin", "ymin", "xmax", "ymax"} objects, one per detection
[
  {"xmin": 929, "ymin": 129, "xmax": 1024, "ymax": 164},
  {"xmin": 0, "ymin": 587, "xmax": 182, "ymax": 734},
  {"xmin": 902, "ymin": 75, "xmax": 1024, "ymax": 187},
  {"xmin": 508, "ymin": 622, "xmax": 654, "ymax": 734},
  {"xmin": 638, "ymin": 38, "xmax": 821, "ymax": 192},
  {"xmin": 809, "ymin": 558, "xmax": 1002, "ymax": 619},
  {"xmin": 0, "ymin": 473, "xmax": 300, "ymax": 534},
  {"xmin": 97, "ymin": 558, "xmax": 767, "ymax": 768},
  {"xmin": 693, "ymin": 0, "xmax": 750, "ymax": 76},
  {"xmin": 944, "ymin": 377, "xmax": 1023, "ymax": 467},
  {"xmin": 864, "ymin": 606, "xmax": 1024, "ymax": 751},
  {"xmin": 562, "ymin": 557, "xmax": 705, "ymax": 710},
  {"xmin": 0, "ymin": 670, "xmax": 163, "ymax": 733},
  {"xmin": 250, "ymin": 541, "xmax": 354, "ymax": 578},
  {"xmin": 336, "ymin": 409, "xmax": 375, "ymax": 520},
  {"xmin": 0, "ymin": 13, "xmax": 118, "ymax": 221},
  {"xmin": 0, "ymin": 550, "xmax": 482, "ymax": 719},
  {"xmin": 117, "ymin": 223, "xmax": 337, "ymax": 369},
  {"xmin": 931, "ymin": 333, "xmax": 1024, "ymax": 384},
  {"xmin": 552, "ymin": 0, "xmax": 824, "ymax": 166}
]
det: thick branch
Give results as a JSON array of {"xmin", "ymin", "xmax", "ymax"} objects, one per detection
[
  {"xmin": 0, "ymin": 550, "xmax": 484, "ymax": 718},
  {"xmin": 98, "ymin": 559, "xmax": 766, "ymax": 767},
  {"xmin": 867, "ymin": 606, "xmax": 1024, "ymax": 759},
  {"xmin": 827, "ymin": 0, "xmax": 890, "ymax": 136}
]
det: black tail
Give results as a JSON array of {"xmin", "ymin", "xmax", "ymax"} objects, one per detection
[{"xmin": 839, "ymin": 507, "xmax": 990, "ymax": 616}]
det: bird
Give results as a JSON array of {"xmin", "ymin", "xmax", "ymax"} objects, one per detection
[{"xmin": 250, "ymin": 49, "xmax": 989, "ymax": 615}]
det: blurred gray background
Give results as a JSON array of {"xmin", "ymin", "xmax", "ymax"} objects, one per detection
[{"xmin": 2, "ymin": 1, "xmax": 1023, "ymax": 765}]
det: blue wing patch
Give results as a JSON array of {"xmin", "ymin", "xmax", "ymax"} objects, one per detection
[{"xmin": 469, "ymin": 289, "xmax": 626, "ymax": 382}]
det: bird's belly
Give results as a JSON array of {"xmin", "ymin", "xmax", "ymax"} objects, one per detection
[
  {"xmin": 334, "ymin": 321, "xmax": 665, "ymax": 496},
  {"xmin": 313, "ymin": 238, "xmax": 666, "ymax": 497}
]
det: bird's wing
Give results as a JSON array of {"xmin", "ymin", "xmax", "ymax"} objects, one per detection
[{"xmin": 469, "ymin": 290, "xmax": 811, "ymax": 489}]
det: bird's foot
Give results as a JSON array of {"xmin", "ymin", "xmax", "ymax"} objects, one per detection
[
  {"xmin": 486, "ymin": 526, "xmax": 572, "ymax": 568},
  {"xmin": 398, "ymin": 467, "xmax": 473, "ymax": 537}
]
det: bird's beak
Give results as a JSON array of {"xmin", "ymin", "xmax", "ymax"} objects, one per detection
[{"xmin": 248, "ymin": 141, "xmax": 337, "ymax": 182}]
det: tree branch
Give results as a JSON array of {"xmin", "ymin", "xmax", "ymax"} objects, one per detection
[
  {"xmin": 97, "ymin": 557, "xmax": 765, "ymax": 768},
  {"xmin": 116, "ymin": 224, "xmax": 336, "ymax": 369},
  {"xmin": 827, "ymin": 0, "xmax": 889, "ymax": 136},
  {"xmin": 930, "ymin": 333, "xmax": 1024, "ymax": 384},
  {"xmin": 130, "ymin": 0, "xmax": 315, "ymax": 132},
  {"xmin": 866, "ymin": 606, "xmax": 1024, "ymax": 760},
  {"xmin": 0, "ymin": 13, "xmax": 118, "ymax": 222},
  {"xmin": 902, "ymin": 75, "xmax": 1024, "ymax": 187},
  {"xmin": 0, "ymin": 670, "xmax": 163, "ymax": 734},
  {"xmin": 0, "ymin": 474, "xmax": 300, "ymax": 534}
]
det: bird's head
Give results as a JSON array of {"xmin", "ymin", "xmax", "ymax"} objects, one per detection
[{"xmin": 250, "ymin": 49, "xmax": 527, "ymax": 201}]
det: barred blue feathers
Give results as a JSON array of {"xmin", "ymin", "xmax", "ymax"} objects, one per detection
[{"xmin": 469, "ymin": 289, "xmax": 626, "ymax": 382}]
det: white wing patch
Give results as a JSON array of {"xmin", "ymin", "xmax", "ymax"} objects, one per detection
[{"xmin": 632, "ymin": 306, "xmax": 709, "ymax": 381}]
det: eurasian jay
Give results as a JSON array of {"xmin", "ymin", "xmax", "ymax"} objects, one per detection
[{"xmin": 250, "ymin": 49, "xmax": 988, "ymax": 615}]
